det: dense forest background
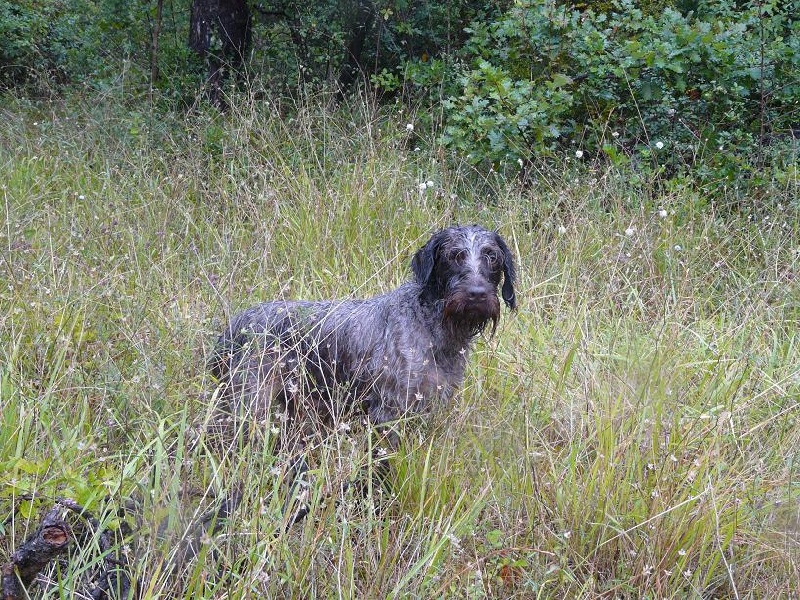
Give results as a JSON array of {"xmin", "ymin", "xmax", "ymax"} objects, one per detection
[{"xmin": 2, "ymin": 0, "xmax": 798, "ymax": 194}]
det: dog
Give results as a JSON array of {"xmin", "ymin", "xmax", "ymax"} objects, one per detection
[{"xmin": 209, "ymin": 224, "xmax": 516, "ymax": 520}]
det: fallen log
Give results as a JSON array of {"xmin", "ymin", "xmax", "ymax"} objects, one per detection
[
  {"xmin": 1, "ymin": 505, "xmax": 71, "ymax": 599},
  {"xmin": 1, "ymin": 498, "xmax": 134, "ymax": 600}
]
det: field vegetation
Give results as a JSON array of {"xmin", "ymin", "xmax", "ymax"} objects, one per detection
[{"xmin": 1, "ymin": 88, "xmax": 798, "ymax": 598}]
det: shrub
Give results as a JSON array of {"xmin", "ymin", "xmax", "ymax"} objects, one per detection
[{"xmin": 430, "ymin": 0, "xmax": 799, "ymax": 191}]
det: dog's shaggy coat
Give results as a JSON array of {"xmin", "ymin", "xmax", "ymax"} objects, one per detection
[{"xmin": 210, "ymin": 225, "xmax": 516, "ymax": 442}]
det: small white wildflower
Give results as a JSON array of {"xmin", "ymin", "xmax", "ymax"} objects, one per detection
[
  {"xmin": 406, "ymin": 123, "xmax": 414, "ymax": 132},
  {"xmin": 558, "ymin": 225, "xmax": 567, "ymax": 235},
  {"xmin": 517, "ymin": 158, "xmax": 524, "ymax": 167},
  {"xmin": 674, "ymin": 244, "xmax": 682, "ymax": 251},
  {"xmin": 612, "ymin": 131, "xmax": 620, "ymax": 138},
  {"xmin": 670, "ymin": 454, "xmax": 678, "ymax": 462},
  {"xmin": 426, "ymin": 180, "xmax": 434, "ymax": 188},
  {"xmin": 678, "ymin": 549, "xmax": 687, "ymax": 556},
  {"xmin": 78, "ymin": 194, "xmax": 85, "ymax": 200},
  {"xmin": 447, "ymin": 533, "xmax": 462, "ymax": 550},
  {"xmin": 575, "ymin": 150, "xmax": 584, "ymax": 159},
  {"xmin": 418, "ymin": 182, "xmax": 428, "ymax": 191},
  {"xmin": 655, "ymin": 141, "xmax": 664, "ymax": 150},
  {"xmin": 643, "ymin": 564, "xmax": 653, "ymax": 576},
  {"xmin": 658, "ymin": 209, "xmax": 668, "ymax": 218},
  {"xmin": 683, "ymin": 569, "xmax": 692, "ymax": 577},
  {"xmin": 563, "ymin": 530, "xmax": 572, "ymax": 539},
  {"xmin": 625, "ymin": 227, "xmax": 635, "ymax": 236}
]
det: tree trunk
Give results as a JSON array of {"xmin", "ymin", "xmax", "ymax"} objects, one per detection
[
  {"xmin": 336, "ymin": 0, "xmax": 375, "ymax": 98},
  {"xmin": 149, "ymin": 0, "xmax": 164, "ymax": 103},
  {"xmin": 189, "ymin": 0, "xmax": 252, "ymax": 108}
]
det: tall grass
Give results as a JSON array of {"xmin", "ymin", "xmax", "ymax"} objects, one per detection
[{"xmin": 1, "ymin": 91, "xmax": 798, "ymax": 598}]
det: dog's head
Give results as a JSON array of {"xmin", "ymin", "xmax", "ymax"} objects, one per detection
[{"xmin": 411, "ymin": 225, "xmax": 516, "ymax": 336}]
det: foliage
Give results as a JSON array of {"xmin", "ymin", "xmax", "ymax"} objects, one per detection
[
  {"xmin": 0, "ymin": 0, "xmax": 507, "ymax": 102},
  {"xmin": 0, "ymin": 0, "xmax": 135, "ymax": 87},
  {"xmin": 246, "ymin": 0, "xmax": 505, "ymax": 92},
  {"xmin": 0, "ymin": 0, "xmax": 201, "ymax": 100},
  {"xmin": 426, "ymin": 0, "xmax": 799, "ymax": 191}
]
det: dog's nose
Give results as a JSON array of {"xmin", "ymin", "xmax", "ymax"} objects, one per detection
[{"xmin": 467, "ymin": 285, "xmax": 490, "ymax": 302}]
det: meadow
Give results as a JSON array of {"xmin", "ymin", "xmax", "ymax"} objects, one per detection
[{"xmin": 1, "ymin": 93, "xmax": 798, "ymax": 598}]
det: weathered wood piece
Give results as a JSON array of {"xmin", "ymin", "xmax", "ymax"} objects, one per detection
[{"xmin": 1, "ymin": 506, "xmax": 71, "ymax": 599}]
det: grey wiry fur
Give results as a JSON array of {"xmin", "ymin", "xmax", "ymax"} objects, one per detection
[{"xmin": 210, "ymin": 225, "xmax": 516, "ymax": 444}]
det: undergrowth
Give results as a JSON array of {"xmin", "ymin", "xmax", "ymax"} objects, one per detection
[{"xmin": 1, "ymin": 92, "xmax": 798, "ymax": 598}]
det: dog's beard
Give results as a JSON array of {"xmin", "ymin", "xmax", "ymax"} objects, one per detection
[{"xmin": 443, "ymin": 292, "xmax": 501, "ymax": 337}]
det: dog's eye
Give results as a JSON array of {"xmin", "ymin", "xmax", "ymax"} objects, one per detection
[
  {"xmin": 447, "ymin": 249, "xmax": 468, "ymax": 265},
  {"xmin": 482, "ymin": 248, "xmax": 501, "ymax": 267}
]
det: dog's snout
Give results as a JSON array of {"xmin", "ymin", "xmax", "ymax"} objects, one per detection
[{"xmin": 467, "ymin": 284, "xmax": 491, "ymax": 302}]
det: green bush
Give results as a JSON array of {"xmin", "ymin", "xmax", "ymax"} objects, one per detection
[{"xmin": 431, "ymin": 0, "xmax": 799, "ymax": 189}]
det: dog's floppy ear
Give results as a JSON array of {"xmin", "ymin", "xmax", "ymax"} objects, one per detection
[
  {"xmin": 411, "ymin": 230, "xmax": 445, "ymax": 286},
  {"xmin": 494, "ymin": 232, "xmax": 517, "ymax": 310}
]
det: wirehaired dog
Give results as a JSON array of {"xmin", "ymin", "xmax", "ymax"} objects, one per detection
[{"xmin": 209, "ymin": 224, "xmax": 516, "ymax": 519}]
